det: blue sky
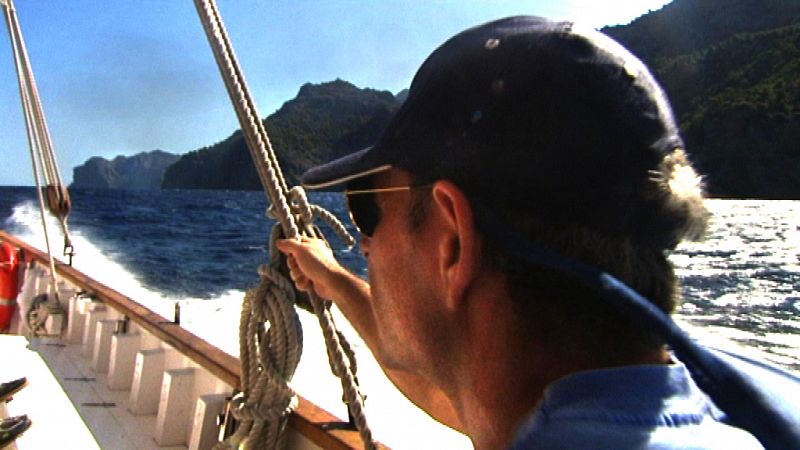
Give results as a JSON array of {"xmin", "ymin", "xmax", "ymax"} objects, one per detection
[{"xmin": 0, "ymin": 0, "xmax": 671, "ymax": 186}]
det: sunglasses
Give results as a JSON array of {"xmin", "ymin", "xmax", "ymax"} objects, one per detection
[{"xmin": 344, "ymin": 184, "xmax": 430, "ymax": 237}]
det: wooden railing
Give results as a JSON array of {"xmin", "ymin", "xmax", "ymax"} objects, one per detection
[{"xmin": 0, "ymin": 230, "xmax": 387, "ymax": 450}]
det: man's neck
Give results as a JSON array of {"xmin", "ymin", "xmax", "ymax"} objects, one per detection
[
  {"xmin": 450, "ymin": 286, "xmax": 670, "ymax": 450},
  {"xmin": 450, "ymin": 289, "xmax": 556, "ymax": 450}
]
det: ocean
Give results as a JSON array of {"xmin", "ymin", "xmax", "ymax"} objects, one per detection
[{"xmin": 1, "ymin": 186, "xmax": 798, "ymax": 448}]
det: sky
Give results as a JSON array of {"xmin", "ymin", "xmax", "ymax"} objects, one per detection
[{"xmin": 0, "ymin": 0, "xmax": 672, "ymax": 186}]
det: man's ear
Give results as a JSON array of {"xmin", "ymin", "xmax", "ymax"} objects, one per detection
[{"xmin": 430, "ymin": 180, "xmax": 480, "ymax": 311}]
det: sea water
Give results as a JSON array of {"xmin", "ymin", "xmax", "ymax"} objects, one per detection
[{"xmin": 1, "ymin": 187, "xmax": 798, "ymax": 448}]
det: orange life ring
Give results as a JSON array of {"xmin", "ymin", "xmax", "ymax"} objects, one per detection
[{"xmin": 0, "ymin": 242, "xmax": 20, "ymax": 332}]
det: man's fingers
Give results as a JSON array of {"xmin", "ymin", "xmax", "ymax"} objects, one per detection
[
  {"xmin": 275, "ymin": 238, "xmax": 297, "ymax": 255},
  {"xmin": 283, "ymin": 251, "xmax": 311, "ymax": 292},
  {"xmin": 289, "ymin": 267, "xmax": 304, "ymax": 283},
  {"xmin": 274, "ymin": 237, "xmax": 336, "ymax": 298},
  {"xmin": 291, "ymin": 272, "xmax": 312, "ymax": 292},
  {"xmin": 286, "ymin": 254, "xmax": 299, "ymax": 271}
]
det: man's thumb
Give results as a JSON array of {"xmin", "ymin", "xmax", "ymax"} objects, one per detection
[{"xmin": 275, "ymin": 239, "xmax": 297, "ymax": 255}]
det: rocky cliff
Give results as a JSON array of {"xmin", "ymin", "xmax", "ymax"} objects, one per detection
[{"xmin": 71, "ymin": 150, "xmax": 180, "ymax": 189}]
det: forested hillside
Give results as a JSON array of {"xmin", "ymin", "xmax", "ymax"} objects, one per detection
[
  {"xmin": 162, "ymin": 80, "xmax": 398, "ymax": 190},
  {"xmin": 157, "ymin": 0, "xmax": 799, "ymax": 197},
  {"xmin": 604, "ymin": 0, "xmax": 800, "ymax": 197}
]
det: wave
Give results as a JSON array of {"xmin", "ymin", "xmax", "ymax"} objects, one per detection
[{"xmin": 5, "ymin": 200, "xmax": 245, "ymax": 351}]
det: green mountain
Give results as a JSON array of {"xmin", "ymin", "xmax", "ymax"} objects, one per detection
[
  {"xmin": 604, "ymin": 0, "xmax": 800, "ymax": 198},
  {"xmin": 162, "ymin": 80, "xmax": 398, "ymax": 190},
  {"xmin": 161, "ymin": 0, "xmax": 799, "ymax": 197}
]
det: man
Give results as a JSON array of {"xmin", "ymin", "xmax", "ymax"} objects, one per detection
[{"xmin": 276, "ymin": 16, "xmax": 763, "ymax": 449}]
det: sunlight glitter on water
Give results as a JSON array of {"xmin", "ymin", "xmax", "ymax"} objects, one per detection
[{"xmin": 672, "ymin": 199, "xmax": 799, "ymax": 371}]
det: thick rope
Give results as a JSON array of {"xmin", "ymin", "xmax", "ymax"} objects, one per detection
[
  {"xmin": 193, "ymin": 1, "xmax": 375, "ymax": 448},
  {"xmin": 3, "ymin": 0, "xmax": 66, "ymax": 333},
  {"xmin": 193, "ymin": 0, "xmax": 295, "ymax": 237},
  {"xmin": 286, "ymin": 189, "xmax": 372, "ymax": 448},
  {"xmin": 219, "ymin": 226, "xmax": 303, "ymax": 450},
  {"xmin": 3, "ymin": 0, "xmax": 73, "ymax": 238},
  {"xmin": 287, "ymin": 187, "xmax": 356, "ymax": 249}
]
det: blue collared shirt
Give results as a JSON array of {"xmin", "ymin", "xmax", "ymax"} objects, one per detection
[{"xmin": 508, "ymin": 363, "xmax": 763, "ymax": 449}]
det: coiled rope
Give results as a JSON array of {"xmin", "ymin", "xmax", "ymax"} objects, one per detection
[
  {"xmin": 193, "ymin": 1, "xmax": 375, "ymax": 448},
  {"xmin": 2, "ymin": 0, "xmax": 68, "ymax": 335}
]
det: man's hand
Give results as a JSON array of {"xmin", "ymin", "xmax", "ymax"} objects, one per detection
[
  {"xmin": 276, "ymin": 236, "xmax": 375, "ymax": 352},
  {"xmin": 275, "ymin": 236, "xmax": 349, "ymax": 301},
  {"xmin": 277, "ymin": 236, "xmax": 463, "ymax": 432}
]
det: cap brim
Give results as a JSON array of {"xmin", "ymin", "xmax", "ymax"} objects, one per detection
[{"xmin": 301, "ymin": 147, "xmax": 392, "ymax": 189}]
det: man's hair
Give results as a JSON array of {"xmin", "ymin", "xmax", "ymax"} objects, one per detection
[
  {"xmin": 408, "ymin": 148, "xmax": 709, "ymax": 365},
  {"xmin": 489, "ymin": 222, "xmax": 678, "ymax": 364}
]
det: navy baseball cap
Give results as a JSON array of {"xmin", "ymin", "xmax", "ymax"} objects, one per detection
[{"xmin": 302, "ymin": 16, "xmax": 699, "ymax": 249}]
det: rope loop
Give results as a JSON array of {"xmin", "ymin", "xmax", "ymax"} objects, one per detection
[
  {"xmin": 266, "ymin": 204, "xmax": 278, "ymax": 221},
  {"xmin": 229, "ymin": 386, "xmax": 299, "ymax": 423},
  {"xmin": 24, "ymin": 288, "xmax": 65, "ymax": 337},
  {"xmin": 286, "ymin": 186, "xmax": 356, "ymax": 249},
  {"xmin": 287, "ymin": 186, "xmax": 314, "ymax": 226},
  {"xmin": 257, "ymin": 264, "xmax": 296, "ymax": 303},
  {"xmin": 310, "ymin": 204, "xmax": 356, "ymax": 249},
  {"xmin": 217, "ymin": 222, "xmax": 304, "ymax": 449}
]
